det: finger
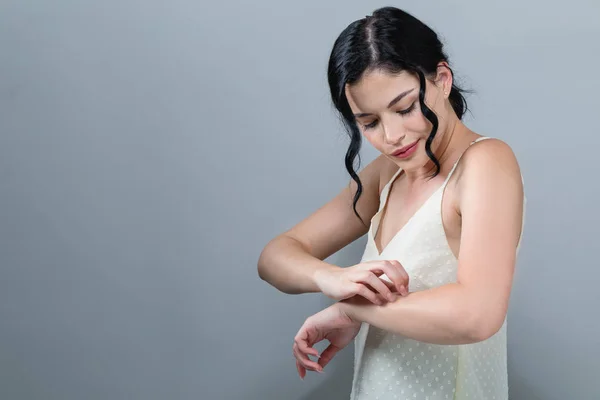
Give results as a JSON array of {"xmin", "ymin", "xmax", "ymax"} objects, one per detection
[
  {"xmin": 296, "ymin": 350, "xmax": 323, "ymax": 372},
  {"xmin": 294, "ymin": 340, "xmax": 323, "ymax": 372},
  {"xmin": 390, "ymin": 260, "xmax": 409, "ymax": 282},
  {"xmin": 374, "ymin": 261, "xmax": 404, "ymax": 294},
  {"xmin": 362, "ymin": 282, "xmax": 391, "ymax": 302},
  {"xmin": 389, "ymin": 260, "xmax": 410, "ymax": 296},
  {"xmin": 318, "ymin": 343, "xmax": 341, "ymax": 369},
  {"xmin": 296, "ymin": 360, "xmax": 306, "ymax": 380},
  {"xmin": 359, "ymin": 272, "xmax": 395, "ymax": 302},
  {"xmin": 399, "ymin": 284, "xmax": 409, "ymax": 296},
  {"xmin": 377, "ymin": 261, "xmax": 409, "ymax": 295},
  {"xmin": 294, "ymin": 334, "xmax": 320, "ymax": 358},
  {"xmin": 368, "ymin": 271, "xmax": 398, "ymax": 291},
  {"xmin": 354, "ymin": 284, "xmax": 383, "ymax": 305},
  {"xmin": 362, "ymin": 261, "xmax": 401, "ymax": 293},
  {"xmin": 390, "ymin": 260, "xmax": 409, "ymax": 279}
]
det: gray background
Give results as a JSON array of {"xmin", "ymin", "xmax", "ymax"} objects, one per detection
[{"xmin": 1, "ymin": 1, "xmax": 598, "ymax": 399}]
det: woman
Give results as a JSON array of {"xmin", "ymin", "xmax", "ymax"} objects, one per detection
[{"xmin": 258, "ymin": 7, "xmax": 525, "ymax": 400}]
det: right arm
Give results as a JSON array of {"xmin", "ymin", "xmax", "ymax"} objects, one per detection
[{"xmin": 257, "ymin": 155, "xmax": 400, "ymax": 296}]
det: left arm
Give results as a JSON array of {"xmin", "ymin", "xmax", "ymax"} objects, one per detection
[{"xmin": 339, "ymin": 139, "xmax": 525, "ymax": 344}]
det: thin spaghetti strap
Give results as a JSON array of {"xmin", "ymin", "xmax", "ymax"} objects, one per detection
[
  {"xmin": 377, "ymin": 167, "xmax": 403, "ymax": 212},
  {"xmin": 443, "ymin": 136, "xmax": 492, "ymax": 185},
  {"xmin": 386, "ymin": 167, "xmax": 403, "ymax": 188}
]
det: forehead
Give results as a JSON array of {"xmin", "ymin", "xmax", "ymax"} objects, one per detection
[{"xmin": 345, "ymin": 69, "xmax": 417, "ymax": 112}]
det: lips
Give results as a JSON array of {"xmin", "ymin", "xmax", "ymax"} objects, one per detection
[{"xmin": 392, "ymin": 140, "xmax": 418, "ymax": 156}]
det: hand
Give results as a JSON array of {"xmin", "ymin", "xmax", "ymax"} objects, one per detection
[
  {"xmin": 314, "ymin": 260, "xmax": 409, "ymax": 305},
  {"xmin": 293, "ymin": 303, "xmax": 360, "ymax": 379}
]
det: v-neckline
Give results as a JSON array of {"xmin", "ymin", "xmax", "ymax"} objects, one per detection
[
  {"xmin": 370, "ymin": 171, "xmax": 445, "ymax": 256},
  {"xmin": 370, "ymin": 136, "xmax": 490, "ymax": 257}
]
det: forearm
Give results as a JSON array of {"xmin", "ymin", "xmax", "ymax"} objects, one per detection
[
  {"xmin": 257, "ymin": 235, "xmax": 338, "ymax": 294},
  {"xmin": 339, "ymin": 283, "xmax": 498, "ymax": 345}
]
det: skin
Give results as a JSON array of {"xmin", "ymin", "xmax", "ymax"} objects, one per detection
[{"xmin": 257, "ymin": 63, "xmax": 524, "ymax": 379}]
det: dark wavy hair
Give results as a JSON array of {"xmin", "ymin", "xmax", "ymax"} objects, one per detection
[{"xmin": 327, "ymin": 7, "xmax": 469, "ymax": 224}]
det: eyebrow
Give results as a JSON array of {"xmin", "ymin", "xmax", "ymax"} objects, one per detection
[{"xmin": 353, "ymin": 88, "xmax": 415, "ymax": 118}]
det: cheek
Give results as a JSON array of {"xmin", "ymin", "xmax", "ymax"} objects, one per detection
[
  {"xmin": 361, "ymin": 130, "xmax": 380, "ymax": 147},
  {"xmin": 360, "ymin": 129, "xmax": 387, "ymax": 152},
  {"xmin": 405, "ymin": 112, "xmax": 432, "ymax": 134}
]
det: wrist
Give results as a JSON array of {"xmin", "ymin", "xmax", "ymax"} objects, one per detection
[
  {"xmin": 339, "ymin": 294, "xmax": 377, "ymax": 322},
  {"xmin": 337, "ymin": 298, "xmax": 359, "ymax": 322}
]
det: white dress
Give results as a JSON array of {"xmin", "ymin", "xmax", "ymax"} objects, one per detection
[{"xmin": 349, "ymin": 137, "xmax": 526, "ymax": 400}]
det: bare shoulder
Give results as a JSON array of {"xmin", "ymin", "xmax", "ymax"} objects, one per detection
[
  {"xmin": 458, "ymin": 137, "xmax": 524, "ymax": 217},
  {"xmin": 455, "ymin": 138, "xmax": 523, "ymax": 198},
  {"xmin": 463, "ymin": 137, "xmax": 522, "ymax": 178}
]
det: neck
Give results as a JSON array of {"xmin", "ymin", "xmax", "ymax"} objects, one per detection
[{"xmin": 405, "ymin": 118, "xmax": 475, "ymax": 184}]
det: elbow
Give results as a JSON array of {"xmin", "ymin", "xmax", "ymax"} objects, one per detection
[
  {"xmin": 257, "ymin": 264, "xmax": 266, "ymax": 281},
  {"xmin": 257, "ymin": 245, "xmax": 271, "ymax": 282},
  {"xmin": 257, "ymin": 237, "xmax": 275, "ymax": 280},
  {"xmin": 461, "ymin": 310, "xmax": 505, "ymax": 343},
  {"xmin": 257, "ymin": 263, "xmax": 271, "ymax": 283},
  {"xmin": 256, "ymin": 238, "xmax": 287, "ymax": 290}
]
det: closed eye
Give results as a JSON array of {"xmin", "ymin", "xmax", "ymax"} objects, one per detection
[
  {"xmin": 363, "ymin": 120, "xmax": 378, "ymax": 130},
  {"xmin": 397, "ymin": 102, "xmax": 416, "ymax": 116},
  {"xmin": 360, "ymin": 102, "xmax": 416, "ymax": 130}
]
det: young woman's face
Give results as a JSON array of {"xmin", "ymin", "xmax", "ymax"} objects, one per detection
[{"xmin": 345, "ymin": 68, "xmax": 451, "ymax": 169}]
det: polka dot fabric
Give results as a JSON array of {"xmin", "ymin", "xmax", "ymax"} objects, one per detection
[{"xmin": 349, "ymin": 137, "xmax": 525, "ymax": 400}]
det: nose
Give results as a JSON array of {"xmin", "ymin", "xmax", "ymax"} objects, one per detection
[{"xmin": 382, "ymin": 122, "xmax": 405, "ymax": 145}]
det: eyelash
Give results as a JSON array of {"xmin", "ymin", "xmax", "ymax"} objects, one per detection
[{"xmin": 362, "ymin": 102, "xmax": 417, "ymax": 130}]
